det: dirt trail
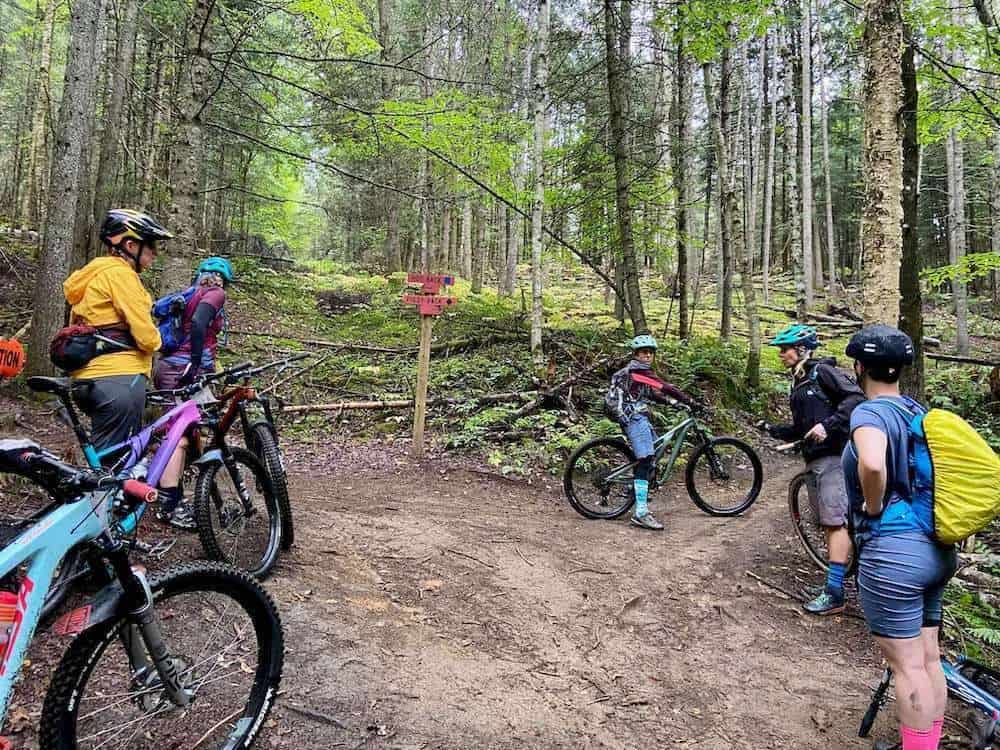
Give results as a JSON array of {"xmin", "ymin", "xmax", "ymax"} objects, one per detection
[
  {"xmin": 7, "ymin": 434, "xmax": 899, "ymax": 749},
  {"xmin": 254, "ymin": 442, "xmax": 889, "ymax": 750}
]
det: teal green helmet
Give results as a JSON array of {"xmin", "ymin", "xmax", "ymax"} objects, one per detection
[
  {"xmin": 769, "ymin": 324, "xmax": 819, "ymax": 349},
  {"xmin": 196, "ymin": 256, "xmax": 234, "ymax": 283},
  {"xmin": 630, "ymin": 334, "xmax": 658, "ymax": 351}
]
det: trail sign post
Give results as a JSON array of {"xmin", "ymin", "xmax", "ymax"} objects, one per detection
[{"xmin": 403, "ymin": 273, "xmax": 456, "ymax": 458}]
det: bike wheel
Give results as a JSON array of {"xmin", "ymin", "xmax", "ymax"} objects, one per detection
[
  {"xmin": 685, "ymin": 437, "xmax": 762, "ymax": 516},
  {"xmin": 858, "ymin": 669, "xmax": 892, "ymax": 738},
  {"xmin": 788, "ymin": 473, "xmax": 858, "ymax": 575},
  {"xmin": 563, "ymin": 437, "xmax": 636, "ymax": 519},
  {"xmin": 247, "ymin": 422, "xmax": 293, "ymax": 550},
  {"xmin": 193, "ymin": 447, "xmax": 281, "ymax": 579},
  {"xmin": 39, "ymin": 561, "xmax": 283, "ymax": 750},
  {"xmin": 789, "ymin": 473, "xmax": 830, "ymax": 573}
]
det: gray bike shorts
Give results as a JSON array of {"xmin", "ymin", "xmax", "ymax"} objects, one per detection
[
  {"xmin": 805, "ymin": 455, "xmax": 849, "ymax": 527},
  {"xmin": 72, "ymin": 374, "xmax": 148, "ymax": 451},
  {"xmin": 858, "ymin": 531, "xmax": 958, "ymax": 640}
]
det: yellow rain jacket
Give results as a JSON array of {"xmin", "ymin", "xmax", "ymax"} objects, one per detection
[{"xmin": 63, "ymin": 256, "xmax": 161, "ymax": 379}]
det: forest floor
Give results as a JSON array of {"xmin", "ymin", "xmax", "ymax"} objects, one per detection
[{"xmin": 9, "ymin": 421, "xmax": 940, "ymax": 750}]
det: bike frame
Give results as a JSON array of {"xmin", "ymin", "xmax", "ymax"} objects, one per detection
[
  {"xmin": 603, "ymin": 416, "xmax": 700, "ymax": 487},
  {"xmin": 0, "ymin": 489, "xmax": 111, "ymax": 720},
  {"xmin": 945, "ymin": 656, "xmax": 1000, "ymax": 720}
]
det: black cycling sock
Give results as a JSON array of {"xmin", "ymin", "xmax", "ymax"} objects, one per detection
[
  {"xmin": 159, "ymin": 486, "xmax": 182, "ymax": 514},
  {"xmin": 635, "ymin": 457, "xmax": 653, "ymax": 483}
]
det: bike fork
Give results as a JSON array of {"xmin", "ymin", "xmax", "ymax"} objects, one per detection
[
  {"xmin": 112, "ymin": 552, "xmax": 192, "ymax": 708},
  {"xmin": 222, "ymin": 447, "xmax": 256, "ymax": 519}
]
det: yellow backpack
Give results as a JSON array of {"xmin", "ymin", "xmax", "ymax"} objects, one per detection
[{"xmin": 887, "ymin": 399, "xmax": 1000, "ymax": 545}]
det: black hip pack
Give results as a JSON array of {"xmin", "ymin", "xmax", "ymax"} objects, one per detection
[{"xmin": 49, "ymin": 324, "xmax": 137, "ymax": 373}]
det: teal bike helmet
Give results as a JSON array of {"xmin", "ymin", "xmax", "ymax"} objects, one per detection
[
  {"xmin": 196, "ymin": 256, "xmax": 234, "ymax": 284},
  {"xmin": 630, "ymin": 334, "xmax": 658, "ymax": 351},
  {"xmin": 769, "ymin": 324, "xmax": 819, "ymax": 350}
]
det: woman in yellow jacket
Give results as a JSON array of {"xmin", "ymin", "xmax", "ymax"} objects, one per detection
[{"xmin": 64, "ymin": 209, "xmax": 171, "ymax": 450}]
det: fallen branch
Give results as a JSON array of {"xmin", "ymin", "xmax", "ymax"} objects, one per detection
[
  {"xmin": 444, "ymin": 547, "xmax": 497, "ymax": 569},
  {"xmin": 745, "ymin": 570, "xmax": 800, "ymax": 601},
  {"xmin": 568, "ymin": 567, "xmax": 613, "ymax": 576},
  {"xmin": 511, "ymin": 354, "xmax": 628, "ymax": 419},
  {"xmin": 927, "ymin": 353, "xmax": 1000, "ymax": 367},
  {"xmin": 282, "ymin": 390, "xmax": 537, "ymax": 414},
  {"xmin": 230, "ymin": 329, "xmax": 526, "ymax": 356},
  {"xmin": 285, "ymin": 704, "xmax": 348, "ymax": 729}
]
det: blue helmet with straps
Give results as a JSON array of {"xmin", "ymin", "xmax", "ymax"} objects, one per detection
[
  {"xmin": 196, "ymin": 256, "xmax": 234, "ymax": 283},
  {"xmin": 769, "ymin": 324, "xmax": 819, "ymax": 350},
  {"xmin": 630, "ymin": 334, "xmax": 658, "ymax": 351}
]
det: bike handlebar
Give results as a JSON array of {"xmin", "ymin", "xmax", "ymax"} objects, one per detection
[
  {"xmin": 147, "ymin": 353, "xmax": 310, "ymax": 402},
  {"xmin": 24, "ymin": 452, "xmax": 155, "ymax": 505}
]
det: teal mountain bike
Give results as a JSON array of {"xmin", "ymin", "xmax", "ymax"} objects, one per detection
[
  {"xmin": 0, "ymin": 439, "xmax": 283, "ymax": 749},
  {"xmin": 564, "ymin": 403, "xmax": 763, "ymax": 518}
]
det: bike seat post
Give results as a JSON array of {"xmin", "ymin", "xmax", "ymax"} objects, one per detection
[{"xmin": 59, "ymin": 391, "xmax": 93, "ymax": 452}]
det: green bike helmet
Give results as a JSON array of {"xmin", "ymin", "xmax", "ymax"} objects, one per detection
[
  {"xmin": 769, "ymin": 324, "xmax": 819, "ymax": 350},
  {"xmin": 630, "ymin": 334, "xmax": 658, "ymax": 351},
  {"xmin": 196, "ymin": 256, "xmax": 235, "ymax": 283}
]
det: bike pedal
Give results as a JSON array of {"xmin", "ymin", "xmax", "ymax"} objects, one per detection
[{"xmin": 135, "ymin": 538, "xmax": 177, "ymax": 559}]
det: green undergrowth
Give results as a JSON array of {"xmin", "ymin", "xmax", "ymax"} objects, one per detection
[{"xmin": 223, "ymin": 258, "xmax": 790, "ymax": 476}]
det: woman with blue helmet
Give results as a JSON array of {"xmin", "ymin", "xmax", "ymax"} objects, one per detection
[
  {"xmin": 605, "ymin": 333, "xmax": 696, "ymax": 531},
  {"xmin": 759, "ymin": 324, "xmax": 864, "ymax": 615},
  {"xmin": 153, "ymin": 256, "xmax": 234, "ymax": 529}
]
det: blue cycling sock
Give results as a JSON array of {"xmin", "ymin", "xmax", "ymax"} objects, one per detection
[
  {"xmin": 826, "ymin": 562, "xmax": 847, "ymax": 596},
  {"xmin": 633, "ymin": 479, "xmax": 649, "ymax": 517}
]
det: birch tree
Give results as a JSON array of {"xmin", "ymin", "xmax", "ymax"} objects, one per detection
[
  {"xmin": 859, "ymin": 0, "xmax": 904, "ymax": 325},
  {"xmin": 800, "ymin": 0, "xmax": 814, "ymax": 309},
  {"xmin": 816, "ymin": 16, "xmax": 837, "ymax": 298},
  {"xmin": 530, "ymin": 0, "xmax": 549, "ymax": 358}
]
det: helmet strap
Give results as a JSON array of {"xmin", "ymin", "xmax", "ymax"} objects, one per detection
[{"xmin": 112, "ymin": 241, "xmax": 142, "ymax": 272}]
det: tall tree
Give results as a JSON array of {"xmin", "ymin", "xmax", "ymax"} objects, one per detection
[
  {"xmin": 28, "ymin": 0, "xmax": 103, "ymax": 375},
  {"xmin": 164, "ymin": 0, "xmax": 216, "ymax": 290},
  {"xmin": 800, "ymin": 0, "xmax": 814, "ymax": 309},
  {"xmin": 530, "ymin": 0, "xmax": 549, "ymax": 358},
  {"xmin": 93, "ymin": 0, "xmax": 141, "ymax": 243},
  {"xmin": 761, "ymin": 30, "xmax": 777, "ymax": 305},
  {"xmin": 859, "ymin": 0, "xmax": 903, "ymax": 325},
  {"xmin": 899, "ymin": 38, "xmax": 924, "ymax": 399},
  {"xmin": 945, "ymin": 6, "xmax": 969, "ymax": 355},
  {"xmin": 604, "ymin": 0, "xmax": 646, "ymax": 333},
  {"xmin": 20, "ymin": 0, "xmax": 56, "ymax": 229},
  {"xmin": 672, "ymin": 15, "xmax": 691, "ymax": 339},
  {"xmin": 816, "ymin": 16, "xmax": 837, "ymax": 299},
  {"xmin": 703, "ymin": 48, "xmax": 734, "ymax": 340},
  {"xmin": 782, "ymin": 29, "xmax": 804, "ymax": 319}
]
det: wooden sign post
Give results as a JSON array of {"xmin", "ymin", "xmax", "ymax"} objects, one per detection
[{"xmin": 402, "ymin": 273, "xmax": 456, "ymax": 458}]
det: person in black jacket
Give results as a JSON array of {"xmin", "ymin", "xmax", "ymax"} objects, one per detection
[{"xmin": 760, "ymin": 324, "xmax": 865, "ymax": 615}]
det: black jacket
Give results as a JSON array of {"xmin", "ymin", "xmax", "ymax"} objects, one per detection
[{"xmin": 768, "ymin": 357, "xmax": 865, "ymax": 461}]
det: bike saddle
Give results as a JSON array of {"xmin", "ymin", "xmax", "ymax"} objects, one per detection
[{"xmin": 26, "ymin": 376, "xmax": 73, "ymax": 397}]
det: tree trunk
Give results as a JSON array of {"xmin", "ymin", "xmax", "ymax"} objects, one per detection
[
  {"xmin": 703, "ymin": 50, "xmax": 734, "ymax": 340},
  {"xmin": 761, "ymin": 32, "xmax": 777, "ymax": 305},
  {"xmin": 530, "ymin": 0, "xmax": 549, "ymax": 359},
  {"xmin": 140, "ymin": 49, "xmax": 165, "ymax": 208},
  {"xmin": 992, "ymin": 130, "xmax": 1000, "ymax": 306},
  {"xmin": 472, "ymin": 202, "xmax": 485, "ymax": 293},
  {"xmin": 461, "ymin": 198, "xmax": 472, "ymax": 278},
  {"xmin": 783, "ymin": 31, "xmax": 804, "ymax": 320},
  {"xmin": 945, "ymin": 130, "xmax": 970, "ymax": 355},
  {"xmin": 800, "ymin": 0, "xmax": 815, "ymax": 309},
  {"xmin": 816, "ymin": 17, "xmax": 838, "ymax": 299},
  {"xmin": 899, "ymin": 38, "xmax": 924, "ymax": 400},
  {"xmin": 28, "ymin": 0, "xmax": 102, "ymax": 375},
  {"xmin": 164, "ymin": 0, "xmax": 215, "ymax": 291},
  {"xmin": 672, "ymin": 17, "xmax": 691, "ymax": 339},
  {"xmin": 505, "ymin": 175, "xmax": 520, "ymax": 294},
  {"xmin": 859, "ymin": 0, "xmax": 904, "ymax": 325},
  {"xmin": 93, "ymin": 0, "xmax": 140, "ymax": 243},
  {"xmin": 603, "ymin": 0, "xmax": 645, "ymax": 334},
  {"xmin": 20, "ymin": 0, "xmax": 56, "ymax": 229},
  {"xmin": 440, "ymin": 203, "xmax": 452, "ymax": 274}
]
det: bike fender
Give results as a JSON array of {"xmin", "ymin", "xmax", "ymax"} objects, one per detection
[
  {"xmin": 49, "ymin": 579, "xmax": 126, "ymax": 637},
  {"xmin": 191, "ymin": 448, "xmax": 224, "ymax": 467}
]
